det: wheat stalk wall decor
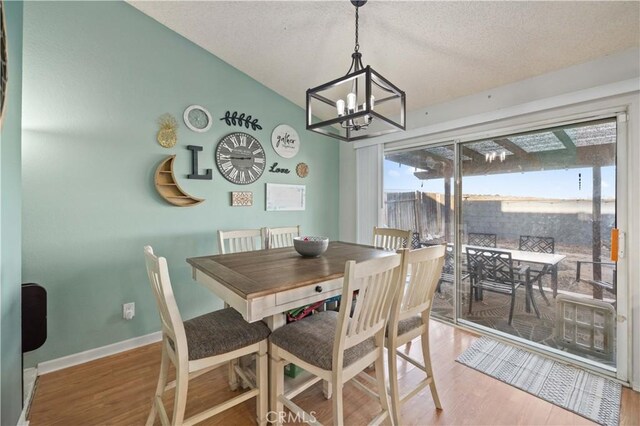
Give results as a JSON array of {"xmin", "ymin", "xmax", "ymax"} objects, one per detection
[{"xmin": 220, "ymin": 111, "xmax": 262, "ymax": 130}]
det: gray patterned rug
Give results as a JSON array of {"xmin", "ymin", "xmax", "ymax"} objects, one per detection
[{"xmin": 457, "ymin": 337, "xmax": 621, "ymax": 426}]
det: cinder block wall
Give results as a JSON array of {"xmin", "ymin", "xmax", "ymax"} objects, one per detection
[{"xmin": 462, "ymin": 199, "xmax": 614, "ymax": 247}]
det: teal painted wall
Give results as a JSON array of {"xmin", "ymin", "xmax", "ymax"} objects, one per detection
[
  {"xmin": 1, "ymin": 1, "xmax": 24, "ymax": 423},
  {"xmin": 22, "ymin": 1, "xmax": 339, "ymax": 366}
]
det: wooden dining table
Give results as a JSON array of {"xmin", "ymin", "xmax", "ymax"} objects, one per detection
[{"xmin": 187, "ymin": 241, "xmax": 394, "ymax": 330}]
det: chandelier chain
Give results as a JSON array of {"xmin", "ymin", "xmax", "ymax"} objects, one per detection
[{"xmin": 354, "ymin": 6, "xmax": 360, "ymax": 52}]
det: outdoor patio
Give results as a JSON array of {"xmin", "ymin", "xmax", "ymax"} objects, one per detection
[{"xmin": 430, "ymin": 238, "xmax": 617, "ymax": 367}]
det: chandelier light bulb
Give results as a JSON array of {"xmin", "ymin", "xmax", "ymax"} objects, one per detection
[
  {"xmin": 347, "ymin": 92, "xmax": 357, "ymax": 112},
  {"xmin": 336, "ymin": 99, "xmax": 346, "ymax": 116},
  {"xmin": 370, "ymin": 95, "xmax": 375, "ymax": 110}
]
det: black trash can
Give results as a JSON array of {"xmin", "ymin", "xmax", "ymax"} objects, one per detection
[{"xmin": 22, "ymin": 283, "xmax": 47, "ymax": 353}]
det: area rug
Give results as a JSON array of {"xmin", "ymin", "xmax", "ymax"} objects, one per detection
[{"xmin": 456, "ymin": 337, "xmax": 621, "ymax": 426}]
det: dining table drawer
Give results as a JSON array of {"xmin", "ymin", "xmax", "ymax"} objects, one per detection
[{"xmin": 275, "ymin": 278, "xmax": 343, "ymax": 306}]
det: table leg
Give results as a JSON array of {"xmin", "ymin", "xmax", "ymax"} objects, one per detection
[
  {"xmin": 265, "ymin": 313, "xmax": 286, "ymax": 331},
  {"xmin": 552, "ymin": 265, "xmax": 558, "ymax": 298}
]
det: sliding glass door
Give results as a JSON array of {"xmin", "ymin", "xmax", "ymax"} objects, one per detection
[
  {"xmin": 459, "ymin": 118, "xmax": 619, "ymax": 370},
  {"xmin": 384, "ymin": 143, "xmax": 455, "ymax": 320},
  {"xmin": 383, "ymin": 116, "xmax": 625, "ymax": 375}
]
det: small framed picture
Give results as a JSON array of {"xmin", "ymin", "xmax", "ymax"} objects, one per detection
[
  {"xmin": 231, "ymin": 191, "xmax": 253, "ymax": 207},
  {"xmin": 266, "ymin": 183, "xmax": 305, "ymax": 211}
]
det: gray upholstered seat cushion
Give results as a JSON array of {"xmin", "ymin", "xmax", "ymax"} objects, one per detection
[
  {"xmin": 388, "ymin": 315, "xmax": 423, "ymax": 337},
  {"xmin": 269, "ymin": 311, "xmax": 376, "ymax": 371},
  {"xmin": 183, "ymin": 308, "xmax": 270, "ymax": 360}
]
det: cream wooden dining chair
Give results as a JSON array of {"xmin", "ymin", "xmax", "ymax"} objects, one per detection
[
  {"xmin": 373, "ymin": 226, "xmax": 411, "ymax": 251},
  {"xmin": 217, "ymin": 228, "xmax": 268, "ymax": 390},
  {"xmin": 386, "ymin": 245, "xmax": 446, "ymax": 425},
  {"xmin": 266, "ymin": 225, "xmax": 300, "ymax": 249},
  {"xmin": 269, "ymin": 253, "xmax": 404, "ymax": 426},
  {"xmin": 144, "ymin": 246, "xmax": 270, "ymax": 426},
  {"xmin": 218, "ymin": 228, "xmax": 266, "ymax": 254}
]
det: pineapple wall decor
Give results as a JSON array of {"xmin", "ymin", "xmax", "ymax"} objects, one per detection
[{"xmin": 157, "ymin": 113, "xmax": 178, "ymax": 148}]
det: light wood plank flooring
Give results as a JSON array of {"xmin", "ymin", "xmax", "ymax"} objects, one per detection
[{"xmin": 28, "ymin": 321, "xmax": 640, "ymax": 425}]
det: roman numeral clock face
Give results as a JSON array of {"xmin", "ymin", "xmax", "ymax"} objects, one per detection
[{"xmin": 215, "ymin": 132, "xmax": 266, "ymax": 185}]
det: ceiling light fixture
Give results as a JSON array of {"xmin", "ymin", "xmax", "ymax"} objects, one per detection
[{"xmin": 306, "ymin": 0, "xmax": 406, "ymax": 142}]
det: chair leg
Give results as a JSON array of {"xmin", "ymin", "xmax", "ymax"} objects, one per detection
[
  {"xmin": 468, "ymin": 284, "xmax": 474, "ymax": 314},
  {"xmin": 374, "ymin": 350, "xmax": 393, "ymax": 426},
  {"xmin": 332, "ymin": 381, "xmax": 345, "ymax": 426},
  {"xmin": 172, "ymin": 361, "xmax": 189, "ymax": 426},
  {"xmin": 421, "ymin": 325, "xmax": 442, "ymax": 410},
  {"xmin": 269, "ymin": 347, "xmax": 285, "ymax": 426},
  {"xmin": 538, "ymin": 276, "xmax": 550, "ymax": 306},
  {"xmin": 508, "ymin": 292, "xmax": 516, "ymax": 325},
  {"xmin": 387, "ymin": 346, "xmax": 402, "ymax": 426},
  {"xmin": 256, "ymin": 341, "xmax": 268, "ymax": 426},
  {"xmin": 146, "ymin": 345, "xmax": 169, "ymax": 426},
  {"xmin": 228, "ymin": 359, "xmax": 239, "ymax": 391},
  {"xmin": 528, "ymin": 283, "xmax": 541, "ymax": 318}
]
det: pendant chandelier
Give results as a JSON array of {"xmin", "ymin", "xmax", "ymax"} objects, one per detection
[{"xmin": 306, "ymin": 0, "xmax": 406, "ymax": 142}]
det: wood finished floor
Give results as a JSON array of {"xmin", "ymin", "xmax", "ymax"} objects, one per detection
[{"xmin": 28, "ymin": 321, "xmax": 640, "ymax": 425}]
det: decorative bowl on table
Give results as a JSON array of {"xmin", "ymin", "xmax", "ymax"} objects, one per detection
[{"xmin": 293, "ymin": 236, "xmax": 329, "ymax": 257}]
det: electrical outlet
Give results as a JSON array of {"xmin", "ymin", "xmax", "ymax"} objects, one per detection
[{"xmin": 123, "ymin": 302, "xmax": 135, "ymax": 320}]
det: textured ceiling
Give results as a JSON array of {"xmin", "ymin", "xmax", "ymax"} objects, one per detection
[{"xmin": 128, "ymin": 1, "xmax": 640, "ymax": 112}]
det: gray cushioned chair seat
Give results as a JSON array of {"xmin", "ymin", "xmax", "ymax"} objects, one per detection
[
  {"xmin": 183, "ymin": 308, "xmax": 271, "ymax": 360},
  {"xmin": 388, "ymin": 315, "xmax": 422, "ymax": 337},
  {"xmin": 269, "ymin": 311, "xmax": 376, "ymax": 371}
]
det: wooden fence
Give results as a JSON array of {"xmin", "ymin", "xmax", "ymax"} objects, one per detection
[{"xmin": 383, "ymin": 191, "xmax": 451, "ymax": 241}]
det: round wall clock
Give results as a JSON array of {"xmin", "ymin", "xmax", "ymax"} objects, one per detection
[
  {"xmin": 271, "ymin": 124, "xmax": 300, "ymax": 158},
  {"xmin": 215, "ymin": 132, "xmax": 266, "ymax": 185},
  {"xmin": 184, "ymin": 105, "xmax": 213, "ymax": 132}
]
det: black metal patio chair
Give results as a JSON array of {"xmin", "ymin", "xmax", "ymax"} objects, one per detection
[
  {"xmin": 466, "ymin": 247, "xmax": 539, "ymax": 325},
  {"xmin": 518, "ymin": 235, "xmax": 555, "ymax": 305},
  {"xmin": 468, "ymin": 232, "xmax": 497, "ymax": 248}
]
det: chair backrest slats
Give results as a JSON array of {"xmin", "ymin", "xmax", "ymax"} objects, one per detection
[
  {"xmin": 144, "ymin": 246, "xmax": 187, "ymax": 358},
  {"xmin": 468, "ymin": 232, "xmax": 497, "ymax": 248},
  {"xmin": 373, "ymin": 227, "xmax": 411, "ymax": 251},
  {"xmin": 335, "ymin": 254, "xmax": 402, "ymax": 363},
  {"xmin": 267, "ymin": 226, "xmax": 300, "ymax": 249},
  {"xmin": 519, "ymin": 235, "xmax": 555, "ymax": 254},
  {"xmin": 394, "ymin": 246, "xmax": 446, "ymax": 324},
  {"xmin": 466, "ymin": 247, "xmax": 514, "ymax": 284},
  {"xmin": 218, "ymin": 229, "xmax": 265, "ymax": 254}
]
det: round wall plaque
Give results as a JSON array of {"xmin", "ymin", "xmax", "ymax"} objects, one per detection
[
  {"xmin": 271, "ymin": 124, "xmax": 300, "ymax": 159},
  {"xmin": 296, "ymin": 162, "xmax": 309, "ymax": 178}
]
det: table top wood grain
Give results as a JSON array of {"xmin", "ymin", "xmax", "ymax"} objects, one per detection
[{"xmin": 187, "ymin": 241, "xmax": 393, "ymax": 300}]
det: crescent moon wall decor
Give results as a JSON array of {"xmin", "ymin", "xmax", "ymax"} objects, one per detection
[{"xmin": 154, "ymin": 155, "xmax": 204, "ymax": 207}]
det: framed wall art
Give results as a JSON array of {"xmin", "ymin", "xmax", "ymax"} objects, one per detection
[
  {"xmin": 266, "ymin": 183, "xmax": 305, "ymax": 211},
  {"xmin": 231, "ymin": 191, "xmax": 253, "ymax": 206}
]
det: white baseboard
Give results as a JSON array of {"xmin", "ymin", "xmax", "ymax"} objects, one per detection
[{"xmin": 37, "ymin": 331, "xmax": 162, "ymax": 375}]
